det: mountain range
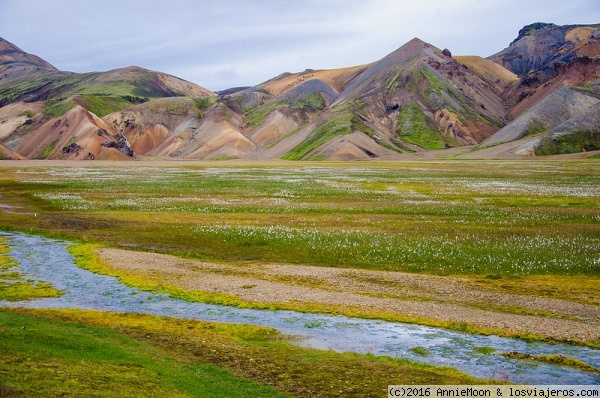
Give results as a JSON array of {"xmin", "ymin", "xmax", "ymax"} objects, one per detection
[{"xmin": 0, "ymin": 22, "xmax": 599, "ymax": 161}]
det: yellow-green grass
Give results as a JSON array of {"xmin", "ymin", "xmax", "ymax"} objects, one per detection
[
  {"xmin": 502, "ymin": 352, "xmax": 599, "ymax": 375},
  {"xmin": 0, "ymin": 281, "xmax": 62, "ymax": 302},
  {"xmin": 0, "ymin": 308, "xmax": 489, "ymax": 397},
  {"xmin": 0, "ymin": 238, "xmax": 63, "ymax": 301}
]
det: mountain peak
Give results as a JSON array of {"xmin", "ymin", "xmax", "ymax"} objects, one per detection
[
  {"xmin": 378, "ymin": 37, "xmax": 440, "ymax": 66},
  {"xmin": 511, "ymin": 22, "xmax": 558, "ymax": 44},
  {"xmin": 0, "ymin": 37, "xmax": 23, "ymax": 53},
  {"xmin": 0, "ymin": 37, "xmax": 57, "ymax": 70},
  {"xmin": 406, "ymin": 37, "xmax": 428, "ymax": 46},
  {"xmin": 393, "ymin": 37, "xmax": 434, "ymax": 54}
]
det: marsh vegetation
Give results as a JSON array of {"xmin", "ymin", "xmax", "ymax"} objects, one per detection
[{"xmin": 1, "ymin": 161, "xmax": 598, "ymax": 274}]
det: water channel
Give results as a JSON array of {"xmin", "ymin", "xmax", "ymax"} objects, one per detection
[{"xmin": 1, "ymin": 231, "xmax": 598, "ymax": 384}]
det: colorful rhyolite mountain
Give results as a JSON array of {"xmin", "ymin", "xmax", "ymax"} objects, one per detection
[{"xmin": 0, "ymin": 22, "xmax": 598, "ymax": 160}]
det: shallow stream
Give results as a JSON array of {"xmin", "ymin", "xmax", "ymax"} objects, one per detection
[{"xmin": 1, "ymin": 232, "xmax": 598, "ymax": 384}]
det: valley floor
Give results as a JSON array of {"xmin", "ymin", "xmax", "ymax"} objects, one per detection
[{"xmin": 1, "ymin": 158, "xmax": 599, "ymax": 347}]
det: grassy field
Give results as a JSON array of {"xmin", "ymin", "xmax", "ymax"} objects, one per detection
[
  {"xmin": 0, "ymin": 160, "xmax": 597, "ymax": 277},
  {"xmin": 0, "ymin": 159, "xmax": 598, "ymax": 394}
]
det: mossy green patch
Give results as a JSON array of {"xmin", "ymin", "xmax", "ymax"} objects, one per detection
[
  {"xmin": 282, "ymin": 112, "xmax": 355, "ymax": 160},
  {"xmin": 535, "ymin": 130, "xmax": 600, "ymax": 155},
  {"xmin": 410, "ymin": 347, "xmax": 431, "ymax": 356},
  {"xmin": 245, "ymin": 102, "xmax": 287, "ymax": 128},
  {"xmin": 39, "ymin": 139, "xmax": 58, "ymax": 159},
  {"xmin": 421, "ymin": 66, "xmax": 483, "ymax": 125},
  {"xmin": 44, "ymin": 97, "xmax": 76, "ymax": 117},
  {"xmin": 386, "ymin": 67, "xmax": 403, "ymax": 96},
  {"xmin": 523, "ymin": 120, "xmax": 547, "ymax": 137},
  {"xmin": 295, "ymin": 93, "xmax": 327, "ymax": 110},
  {"xmin": 0, "ymin": 281, "xmax": 63, "ymax": 301},
  {"xmin": 192, "ymin": 96, "xmax": 217, "ymax": 118},
  {"xmin": 473, "ymin": 346, "xmax": 496, "ymax": 355},
  {"xmin": 0, "ymin": 74, "xmax": 58, "ymax": 104},
  {"xmin": 78, "ymin": 94, "xmax": 136, "ymax": 117},
  {"xmin": 396, "ymin": 102, "xmax": 446, "ymax": 150}
]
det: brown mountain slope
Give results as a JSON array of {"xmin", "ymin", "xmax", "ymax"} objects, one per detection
[
  {"xmin": 88, "ymin": 66, "xmax": 214, "ymax": 98},
  {"xmin": 105, "ymin": 97, "xmax": 257, "ymax": 160},
  {"xmin": 0, "ymin": 142, "xmax": 24, "ymax": 160},
  {"xmin": 0, "ymin": 37, "xmax": 58, "ymax": 85},
  {"xmin": 453, "ymin": 56, "xmax": 518, "ymax": 96},
  {"xmin": 29, "ymin": 37, "xmax": 521, "ymax": 160},
  {"xmin": 506, "ymin": 57, "xmax": 600, "ymax": 120},
  {"xmin": 481, "ymin": 23, "xmax": 600, "ymax": 155},
  {"xmin": 224, "ymin": 38, "xmax": 515, "ymax": 162},
  {"xmin": 4, "ymin": 104, "xmax": 131, "ymax": 160},
  {"xmin": 0, "ymin": 37, "xmax": 217, "ymax": 160},
  {"xmin": 257, "ymin": 65, "xmax": 367, "ymax": 98},
  {"xmin": 0, "ymin": 102, "xmax": 44, "ymax": 141},
  {"xmin": 489, "ymin": 23, "xmax": 600, "ymax": 114},
  {"xmin": 0, "ymin": 38, "xmax": 57, "ymax": 70},
  {"xmin": 293, "ymin": 39, "xmax": 507, "ymax": 151}
]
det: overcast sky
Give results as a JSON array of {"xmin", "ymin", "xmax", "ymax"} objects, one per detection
[{"xmin": 1, "ymin": 0, "xmax": 598, "ymax": 91}]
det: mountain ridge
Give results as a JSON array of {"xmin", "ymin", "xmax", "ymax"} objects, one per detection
[{"xmin": 1, "ymin": 22, "xmax": 599, "ymax": 161}]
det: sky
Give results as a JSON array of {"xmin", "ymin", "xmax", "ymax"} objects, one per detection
[{"xmin": 0, "ymin": 0, "xmax": 598, "ymax": 91}]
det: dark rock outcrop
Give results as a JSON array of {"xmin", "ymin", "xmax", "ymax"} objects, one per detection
[
  {"xmin": 62, "ymin": 142, "xmax": 83, "ymax": 155},
  {"xmin": 102, "ymin": 134, "xmax": 134, "ymax": 157},
  {"xmin": 489, "ymin": 23, "xmax": 600, "ymax": 79}
]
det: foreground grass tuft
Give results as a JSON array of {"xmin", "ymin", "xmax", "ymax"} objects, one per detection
[{"xmin": 502, "ymin": 352, "xmax": 600, "ymax": 375}]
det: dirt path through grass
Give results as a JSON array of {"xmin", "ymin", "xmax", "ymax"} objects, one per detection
[{"xmin": 100, "ymin": 248, "xmax": 600, "ymax": 343}]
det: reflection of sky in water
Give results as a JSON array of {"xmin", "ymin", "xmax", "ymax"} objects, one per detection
[{"xmin": 1, "ymin": 232, "xmax": 599, "ymax": 384}]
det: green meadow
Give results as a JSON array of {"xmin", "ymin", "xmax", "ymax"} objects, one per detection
[{"xmin": 0, "ymin": 160, "xmax": 598, "ymax": 277}]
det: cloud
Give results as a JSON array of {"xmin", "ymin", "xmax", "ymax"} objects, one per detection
[{"xmin": 0, "ymin": 0, "xmax": 598, "ymax": 90}]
